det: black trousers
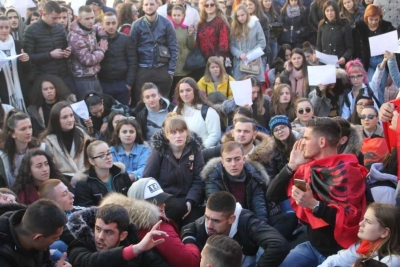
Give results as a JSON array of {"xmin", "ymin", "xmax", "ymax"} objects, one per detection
[{"xmin": 165, "ymin": 196, "xmax": 205, "ymax": 229}]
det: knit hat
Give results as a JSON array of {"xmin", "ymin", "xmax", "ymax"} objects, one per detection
[
  {"xmin": 127, "ymin": 178, "xmax": 172, "ymax": 205},
  {"xmin": 86, "ymin": 0, "xmax": 103, "ymax": 6},
  {"xmin": 269, "ymin": 115, "xmax": 291, "ymax": 132}
]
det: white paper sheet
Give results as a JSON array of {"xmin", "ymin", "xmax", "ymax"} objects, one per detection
[
  {"xmin": 307, "ymin": 65, "xmax": 337, "ymax": 86},
  {"xmin": 70, "ymin": 100, "xmax": 89, "ymax": 120},
  {"xmin": 5, "ymin": 0, "xmax": 36, "ymax": 19},
  {"xmin": 315, "ymin": 50, "xmax": 338, "ymax": 66},
  {"xmin": 230, "ymin": 79, "xmax": 253, "ymax": 106},
  {"xmin": 393, "ymin": 38, "xmax": 400, "ymax": 54},
  {"xmin": 70, "ymin": 0, "xmax": 87, "ymax": 18},
  {"xmin": 0, "ymin": 54, "xmax": 22, "ymax": 69},
  {"xmin": 243, "ymin": 47, "xmax": 265, "ymax": 65},
  {"xmin": 369, "ymin": 30, "xmax": 399, "ymax": 57}
]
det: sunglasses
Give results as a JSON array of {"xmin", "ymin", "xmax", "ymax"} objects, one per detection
[
  {"xmin": 297, "ymin": 108, "xmax": 311, "ymax": 115},
  {"xmin": 204, "ymin": 3, "xmax": 216, "ymax": 7},
  {"xmin": 359, "ymin": 114, "xmax": 377, "ymax": 120},
  {"xmin": 120, "ymin": 116, "xmax": 136, "ymax": 121}
]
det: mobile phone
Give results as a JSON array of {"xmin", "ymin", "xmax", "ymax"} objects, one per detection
[{"xmin": 294, "ymin": 179, "xmax": 307, "ymax": 192}]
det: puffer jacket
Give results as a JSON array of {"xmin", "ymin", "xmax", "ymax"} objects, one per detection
[
  {"xmin": 201, "ymin": 158, "xmax": 269, "ymax": 222},
  {"xmin": 0, "ymin": 209, "xmax": 53, "ymax": 267},
  {"xmin": 99, "ymin": 32, "xmax": 135, "ymax": 86},
  {"xmin": 67, "ymin": 207, "xmax": 172, "ymax": 267},
  {"xmin": 142, "ymin": 130, "xmax": 205, "ymax": 205},
  {"xmin": 68, "ymin": 21, "xmax": 106, "ymax": 77},
  {"xmin": 22, "ymin": 19, "xmax": 70, "ymax": 78},
  {"xmin": 316, "ymin": 20, "xmax": 353, "ymax": 62},
  {"xmin": 73, "ymin": 164, "xmax": 133, "ymax": 207},
  {"xmin": 130, "ymin": 16, "xmax": 178, "ymax": 75},
  {"xmin": 100, "ymin": 193, "xmax": 201, "ymax": 267}
]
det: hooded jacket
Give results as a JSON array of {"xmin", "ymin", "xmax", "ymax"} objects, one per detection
[
  {"xmin": 338, "ymin": 123, "xmax": 364, "ymax": 165},
  {"xmin": 67, "ymin": 207, "xmax": 171, "ymax": 267},
  {"xmin": 100, "ymin": 193, "xmax": 201, "ymax": 267},
  {"xmin": 74, "ymin": 163, "xmax": 133, "ymax": 207},
  {"xmin": 201, "ymin": 158, "xmax": 269, "ymax": 222},
  {"xmin": 5, "ymin": 9, "xmax": 25, "ymax": 41},
  {"xmin": 0, "ymin": 209, "xmax": 52, "ymax": 267},
  {"xmin": 142, "ymin": 130, "xmax": 204, "ymax": 205},
  {"xmin": 181, "ymin": 203, "xmax": 290, "ymax": 267},
  {"xmin": 366, "ymin": 163, "xmax": 397, "ymax": 205}
]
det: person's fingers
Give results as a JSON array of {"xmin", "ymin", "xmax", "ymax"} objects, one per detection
[
  {"xmin": 59, "ymin": 252, "xmax": 67, "ymax": 263},
  {"xmin": 306, "ymin": 183, "xmax": 311, "ymax": 191},
  {"xmin": 182, "ymin": 211, "xmax": 190, "ymax": 220},
  {"xmin": 151, "ymin": 220, "xmax": 162, "ymax": 231},
  {"xmin": 152, "ymin": 238, "xmax": 165, "ymax": 246},
  {"xmin": 292, "ymin": 140, "xmax": 299, "ymax": 150},
  {"xmin": 150, "ymin": 230, "xmax": 168, "ymax": 237}
]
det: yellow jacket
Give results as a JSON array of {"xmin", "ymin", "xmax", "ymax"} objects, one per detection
[{"xmin": 197, "ymin": 75, "xmax": 235, "ymax": 99}]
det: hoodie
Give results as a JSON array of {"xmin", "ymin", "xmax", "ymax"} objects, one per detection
[
  {"xmin": 99, "ymin": 193, "xmax": 200, "ymax": 267},
  {"xmin": 5, "ymin": 9, "xmax": 25, "ymax": 41}
]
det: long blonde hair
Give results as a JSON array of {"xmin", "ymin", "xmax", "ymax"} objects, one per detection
[
  {"xmin": 198, "ymin": 0, "xmax": 229, "ymax": 25},
  {"xmin": 231, "ymin": 5, "xmax": 250, "ymax": 41}
]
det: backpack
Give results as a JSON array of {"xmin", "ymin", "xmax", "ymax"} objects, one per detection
[
  {"xmin": 344, "ymin": 84, "xmax": 381, "ymax": 109},
  {"xmin": 200, "ymin": 104, "xmax": 227, "ymax": 132}
]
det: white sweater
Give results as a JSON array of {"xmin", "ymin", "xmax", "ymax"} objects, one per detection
[
  {"xmin": 174, "ymin": 104, "xmax": 221, "ymax": 148},
  {"xmin": 318, "ymin": 243, "xmax": 400, "ymax": 267}
]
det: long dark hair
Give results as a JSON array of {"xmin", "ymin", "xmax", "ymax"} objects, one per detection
[
  {"xmin": 30, "ymin": 74, "xmax": 71, "ymax": 108},
  {"xmin": 1, "ymin": 110, "xmax": 40, "ymax": 173},
  {"xmin": 12, "ymin": 150, "xmax": 66, "ymax": 198},
  {"xmin": 174, "ymin": 77, "xmax": 210, "ymax": 114},
  {"xmin": 262, "ymin": 0, "xmax": 279, "ymax": 21},
  {"xmin": 274, "ymin": 130, "xmax": 296, "ymax": 158},
  {"xmin": 110, "ymin": 119, "xmax": 144, "ymax": 147},
  {"xmin": 117, "ymin": 2, "xmax": 135, "ymax": 27},
  {"xmin": 277, "ymin": 44, "xmax": 292, "ymax": 61},
  {"xmin": 102, "ymin": 110, "xmax": 124, "ymax": 143},
  {"xmin": 281, "ymin": 0, "xmax": 305, "ymax": 14},
  {"xmin": 39, "ymin": 101, "xmax": 85, "ymax": 158},
  {"xmin": 318, "ymin": 0, "xmax": 342, "ymax": 27}
]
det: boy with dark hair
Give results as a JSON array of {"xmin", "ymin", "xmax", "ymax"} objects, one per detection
[{"xmin": 200, "ymin": 235, "xmax": 242, "ymax": 267}]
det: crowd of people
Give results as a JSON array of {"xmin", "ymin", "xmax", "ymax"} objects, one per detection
[{"xmin": 0, "ymin": 0, "xmax": 399, "ymax": 266}]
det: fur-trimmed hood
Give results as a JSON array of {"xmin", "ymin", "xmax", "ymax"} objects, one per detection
[
  {"xmin": 99, "ymin": 193, "xmax": 160, "ymax": 230},
  {"xmin": 341, "ymin": 124, "xmax": 363, "ymax": 155},
  {"xmin": 248, "ymin": 15, "xmax": 259, "ymax": 29},
  {"xmin": 221, "ymin": 131, "xmax": 274, "ymax": 164},
  {"xmin": 151, "ymin": 129, "xmax": 203, "ymax": 156},
  {"xmin": 200, "ymin": 157, "xmax": 270, "ymax": 186},
  {"xmin": 67, "ymin": 207, "xmax": 99, "ymax": 245}
]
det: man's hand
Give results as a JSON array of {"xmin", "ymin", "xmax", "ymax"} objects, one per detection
[
  {"xmin": 55, "ymin": 252, "xmax": 72, "ymax": 267},
  {"xmin": 132, "ymin": 220, "xmax": 168, "ymax": 255},
  {"xmin": 18, "ymin": 49, "xmax": 29, "ymax": 62},
  {"xmin": 182, "ymin": 201, "xmax": 192, "ymax": 220},
  {"xmin": 291, "ymin": 183, "xmax": 318, "ymax": 210},
  {"xmin": 188, "ymin": 25, "xmax": 194, "ymax": 36},
  {"xmin": 390, "ymin": 110, "xmax": 399, "ymax": 131},
  {"xmin": 98, "ymin": 39, "xmax": 108, "ymax": 52},
  {"xmin": 63, "ymin": 46, "xmax": 72, "ymax": 58},
  {"xmin": 288, "ymin": 140, "xmax": 310, "ymax": 171},
  {"xmin": 379, "ymin": 102, "xmax": 395, "ymax": 122},
  {"xmin": 50, "ymin": 48, "xmax": 65, "ymax": 59}
]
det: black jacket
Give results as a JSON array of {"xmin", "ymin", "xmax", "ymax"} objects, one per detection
[
  {"xmin": 74, "ymin": 164, "xmax": 133, "ymax": 207},
  {"xmin": 99, "ymin": 32, "xmax": 135, "ymax": 87},
  {"xmin": 265, "ymin": 148, "xmax": 288, "ymax": 181},
  {"xmin": 181, "ymin": 208, "xmax": 290, "ymax": 267},
  {"xmin": 0, "ymin": 209, "xmax": 53, "ymax": 267},
  {"xmin": 266, "ymin": 166, "xmax": 341, "ymax": 257},
  {"xmin": 130, "ymin": 16, "xmax": 178, "ymax": 74},
  {"xmin": 23, "ymin": 19, "xmax": 70, "ymax": 78},
  {"xmin": 316, "ymin": 20, "xmax": 353, "ymax": 61},
  {"xmin": 67, "ymin": 207, "xmax": 172, "ymax": 267},
  {"xmin": 142, "ymin": 130, "xmax": 205, "ymax": 205},
  {"xmin": 308, "ymin": 1, "xmax": 323, "ymax": 33},
  {"xmin": 134, "ymin": 98, "xmax": 175, "ymax": 140},
  {"xmin": 280, "ymin": 9, "xmax": 309, "ymax": 44},
  {"xmin": 201, "ymin": 158, "xmax": 269, "ymax": 222},
  {"xmin": 353, "ymin": 20, "xmax": 395, "ymax": 70}
]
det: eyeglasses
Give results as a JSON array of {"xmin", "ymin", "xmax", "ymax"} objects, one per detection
[
  {"xmin": 297, "ymin": 107, "xmax": 311, "ymax": 115},
  {"xmin": 120, "ymin": 116, "xmax": 136, "ymax": 121},
  {"xmin": 359, "ymin": 114, "xmax": 377, "ymax": 120},
  {"xmin": 356, "ymin": 102, "xmax": 371, "ymax": 107},
  {"xmin": 92, "ymin": 152, "xmax": 112, "ymax": 160},
  {"xmin": 273, "ymin": 125, "xmax": 287, "ymax": 134},
  {"xmin": 204, "ymin": 3, "xmax": 215, "ymax": 7},
  {"xmin": 349, "ymin": 74, "xmax": 363, "ymax": 80}
]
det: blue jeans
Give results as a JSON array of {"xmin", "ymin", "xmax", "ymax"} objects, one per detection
[
  {"xmin": 368, "ymin": 55, "xmax": 387, "ymax": 104},
  {"xmin": 279, "ymin": 241, "xmax": 326, "ymax": 267},
  {"xmin": 268, "ymin": 38, "xmax": 279, "ymax": 67}
]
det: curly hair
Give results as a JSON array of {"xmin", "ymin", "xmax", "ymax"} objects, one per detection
[
  {"xmin": 29, "ymin": 74, "xmax": 72, "ymax": 108},
  {"xmin": 117, "ymin": 2, "xmax": 135, "ymax": 27}
]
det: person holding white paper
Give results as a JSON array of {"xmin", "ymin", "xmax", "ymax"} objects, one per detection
[
  {"xmin": 353, "ymin": 4, "xmax": 394, "ymax": 103},
  {"xmin": 0, "ymin": 16, "xmax": 30, "ymax": 112},
  {"xmin": 229, "ymin": 4, "xmax": 266, "ymax": 82},
  {"xmin": 173, "ymin": 77, "xmax": 221, "ymax": 148},
  {"xmin": 316, "ymin": 1, "xmax": 353, "ymax": 66}
]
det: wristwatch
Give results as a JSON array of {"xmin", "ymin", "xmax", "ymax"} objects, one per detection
[{"xmin": 312, "ymin": 201, "xmax": 320, "ymax": 215}]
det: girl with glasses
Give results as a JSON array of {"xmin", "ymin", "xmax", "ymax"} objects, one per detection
[
  {"xmin": 348, "ymin": 95, "xmax": 373, "ymax": 126},
  {"xmin": 40, "ymin": 101, "xmax": 90, "ymax": 180},
  {"xmin": 74, "ymin": 140, "xmax": 133, "ymax": 207},
  {"xmin": 341, "ymin": 59, "xmax": 383, "ymax": 119},
  {"xmin": 110, "ymin": 119, "xmax": 150, "ymax": 181},
  {"xmin": 292, "ymin": 98, "xmax": 314, "ymax": 136}
]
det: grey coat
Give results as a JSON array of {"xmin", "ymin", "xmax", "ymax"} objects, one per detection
[{"xmin": 230, "ymin": 16, "xmax": 266, "ymax": 82}]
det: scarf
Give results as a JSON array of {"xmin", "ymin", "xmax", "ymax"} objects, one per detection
[
  {"xmin": 289, "ymin": 67, "xmax": 305, "ymax": 98},
  {"xmin": 287, "ymin": 154, "xmax": 368, "ymax": 248},
  {"xmin": 169, "ymin": 17, "xmax": 188, "ymax": 29},
  {"xmin": 356, "ymin": 239, "xmax": 384, "ymax": 257},
  {"xmin": 286, "ymin": 5, "xmax": 301, "ymax": 18},
  {"xmin": 0, "ymin": 35, "xmax": 26, "ymax": 112}
]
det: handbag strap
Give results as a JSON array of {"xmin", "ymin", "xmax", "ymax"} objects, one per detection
[{"xmin": 144, "ymin": 18, "xmax": 158, "ymax": 46}]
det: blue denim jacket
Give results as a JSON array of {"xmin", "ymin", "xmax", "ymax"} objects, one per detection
[{"xmin": 110, "ymin": 143, "xmax": 151, "ymax": 179}]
